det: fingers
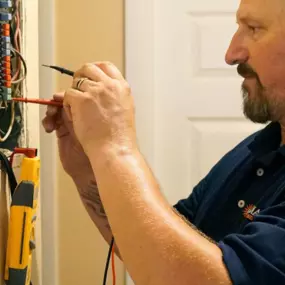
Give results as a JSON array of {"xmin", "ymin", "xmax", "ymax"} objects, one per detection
[
  {"xmin": 43, "ymin": 62, "xmax": 125, "ymax": 136},
  {"xmin": 42, "ymin": 116, "xmax": 54, "ymax": 133},
  {"xmin": 46, "ymin": 105, "xmax": 58, "ymax": 116},
  {"xmin": 74, "ymin": 63, "xmax": 110, "ymax": 83},
  {"xmin": 72, "ymin": 62, "xmax": 125, "ymax": 94},
  {"xmin": 42, "ymin": 113, "xmax": 62, "ymax": 133},
  {"xmin": 63, "ymin": 88, "xmax": 84, "ymax": 121},
  {"xmin": 43, "ymin": 94, "xmax": 64, "ymax": 133},
  {"xmin": 95, "ymin": 62, "xmax": 124, "ymax": 81},
  {"xmin": 72, "ymin": 78, "xmax": 99, "ymax": 93},
  {"xmin": 43, "ymin": 88, "xmax": 83, "ymax": 133},
  {"xmin": 53, "ymin": 92, "xmax": 64, "ymax": 101},
  {"xmin": 74, "ymin": 62, "xmax": 125, "ymax": 82}
]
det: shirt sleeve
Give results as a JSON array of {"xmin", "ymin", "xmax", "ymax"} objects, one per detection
[
  {"xmin": 173, "ymin": 177, "xmax": 208, "ymax": 223},
  {"xmin": 219, "ymin": 202, "xmax": 285, "ymax": 285}
]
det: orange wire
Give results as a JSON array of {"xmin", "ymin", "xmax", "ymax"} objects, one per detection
[{"xmin": 111, "ymin": 244, "xmax": 116, "ymax": 285}]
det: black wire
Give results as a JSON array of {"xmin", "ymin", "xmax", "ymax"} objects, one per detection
[
  {"xmin": 102, "ymin": 237, "xmax": 114, "ymax": 285},
  {"xmin": 0, "ymin": 151, "xmax": 17, "ymax": 195}
]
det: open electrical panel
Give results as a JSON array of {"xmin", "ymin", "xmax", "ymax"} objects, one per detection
[{"xmin": 0, "ymin": 0, "xmax": 25, "ymax": 151}]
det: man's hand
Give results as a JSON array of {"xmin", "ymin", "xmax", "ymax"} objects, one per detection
[
  {"xmin": 59, "ymin": 61, "xmax": 231, "ymax": 285},
  {"xmin": 42, "ymin": 92, "xmax": 120, "ymax": 257},
  {"xmin": 63, "ymin": 62, "xmax": 137, "ymax": 159},
  {"xmin": 42, "ymin": 92, "xmax": 93, "ymax": 180}
]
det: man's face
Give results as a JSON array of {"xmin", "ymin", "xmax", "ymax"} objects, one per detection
[{"xmin": 225, "ymin": 0, "xmax": 285, "ymax": 124}]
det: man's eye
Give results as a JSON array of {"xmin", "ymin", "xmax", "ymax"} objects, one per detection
[{"xmin": 248, "ymin": 25, "xmax": 259, "ymax": 33}]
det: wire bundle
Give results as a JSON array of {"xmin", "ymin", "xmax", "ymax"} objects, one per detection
[{"xmin": 11, "ymin": 0, "xmax": 26, "ymax": 84}]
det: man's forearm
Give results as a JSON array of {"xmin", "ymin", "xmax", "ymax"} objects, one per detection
[
  {"xmin": 89, "ymin": 146, "xmax": 231, "ymax": 285},
  {"xmin": 74, "ymin": 176, "xmax": 122, "ymax": 259}
]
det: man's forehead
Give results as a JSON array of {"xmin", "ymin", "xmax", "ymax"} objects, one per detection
[{"xmin": 237, "ymin": 0, "xmax": 284, "ymax": 23}]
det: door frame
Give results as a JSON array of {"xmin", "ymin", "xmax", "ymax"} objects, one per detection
[
  {"xmin": 125, "ymin": 0, "xmax": 156, "ymax": 169},
  {"xmin": 38, "ymin": 0, "xmax": 58, "ymax": 284},
  {"xmin": 125, "ymin": 1, "xmax": 155, "ymax": 284}
]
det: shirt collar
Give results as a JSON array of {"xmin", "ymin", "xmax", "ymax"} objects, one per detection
[{"xmin": 248, "ymin": 122, "xmax": 285, "ymax": 165}]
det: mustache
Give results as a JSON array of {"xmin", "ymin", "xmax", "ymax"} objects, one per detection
[{"xmin": 237, "ymin": 64, "xmax": 258, "ymax": 78}]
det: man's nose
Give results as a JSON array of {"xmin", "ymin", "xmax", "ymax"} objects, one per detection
[{"xmin": 225, "ymin": 33, "xmax": 249, "ymax": 65}]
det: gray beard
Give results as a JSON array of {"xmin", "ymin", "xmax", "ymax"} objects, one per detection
[
  {"xmin": 242, "ymin": 85, "xmax": 271, "ymax": 124},
  {"xmin": 241, "ymin": 78, "xmax": 285, "ymax": 124}
]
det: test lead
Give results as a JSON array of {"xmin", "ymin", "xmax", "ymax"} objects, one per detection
[
  {"xmin": 42, "ymin": 64, "xmax": 74, "ymax": 77},
  {"xmin": 12, "ymin": 97, "xmax": 63, "ymax": 107}
]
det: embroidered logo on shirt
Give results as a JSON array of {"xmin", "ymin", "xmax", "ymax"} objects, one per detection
[{"xmin": 243, "ymin": 204, "xmax": 260, "ymax": 221}]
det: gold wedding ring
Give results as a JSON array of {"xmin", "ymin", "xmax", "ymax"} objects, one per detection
[{"xmin": 76, "ymin": 77, "xmax": 88, "ymax": 90}]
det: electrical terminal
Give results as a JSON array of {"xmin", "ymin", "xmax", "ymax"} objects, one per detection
[
  {"xmin": 0, "ymin": 12, "xmax": 11, "ymax": 22},
  {"xmin": 0, "ymin": 0, "xmax": 12, "ymax": 9},
  {"xmin": 0, "ymin": 86, "xmax": 12, "ymax": 100},
  {"xmin": 0, "ymin": 11, "xmax": 11, "ymax": 103}
]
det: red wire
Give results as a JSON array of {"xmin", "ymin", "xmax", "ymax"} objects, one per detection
[{"xmin": 111, "ymin": 244, "xmax": 116, "ymax": 285}]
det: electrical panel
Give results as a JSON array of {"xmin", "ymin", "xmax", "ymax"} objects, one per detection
[
  {"xmin": 0, "ymin": 0, "xmax": 12, "ymax": 102},
  {"xmin": 0, "ymin": 0, "xmax": 24, "ymax": 150},
  {"xmin": 0, "ymin": 1, "xmax": 12, "ymax": 101}
]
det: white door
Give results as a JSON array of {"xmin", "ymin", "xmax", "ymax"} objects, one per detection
[{"xmin": 125, "ymin": 0, "xmax": 262, "ymax": 284}]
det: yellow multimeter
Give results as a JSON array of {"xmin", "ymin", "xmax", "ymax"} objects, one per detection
[{"xmin": 4, "ymin": 148, "xmax": 40, "ymax": 285}]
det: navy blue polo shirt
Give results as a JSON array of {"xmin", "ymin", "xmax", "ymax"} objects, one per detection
[{"xmin": 174, "ymin": 122, "xmax": 285, "ymax": 285}]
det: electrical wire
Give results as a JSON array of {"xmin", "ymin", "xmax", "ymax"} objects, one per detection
[
  {"xmin": 103, "ymin": 237, "xmax": 115, "ymax": 285},
  {"xmin": 12, "ymin": 0, "xmax": 21, "ymax": 81},
  {"xmin": 0, "ymin": 149, "xmax": 17, "ymax": 195},
  {"xmin": 111, "ymin": 242, "xmax": 116, "ymax": 285},
  {"xmin": 11, "ymin": 47, "xmax": 27, "ymax": 84},
  {"xmin": 0, "ymin": 101, "xmax": 15, "ymax": 142},
  {"xmin": 0, "ymin": 98, "xmax": 6, "ymax": 121}
]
